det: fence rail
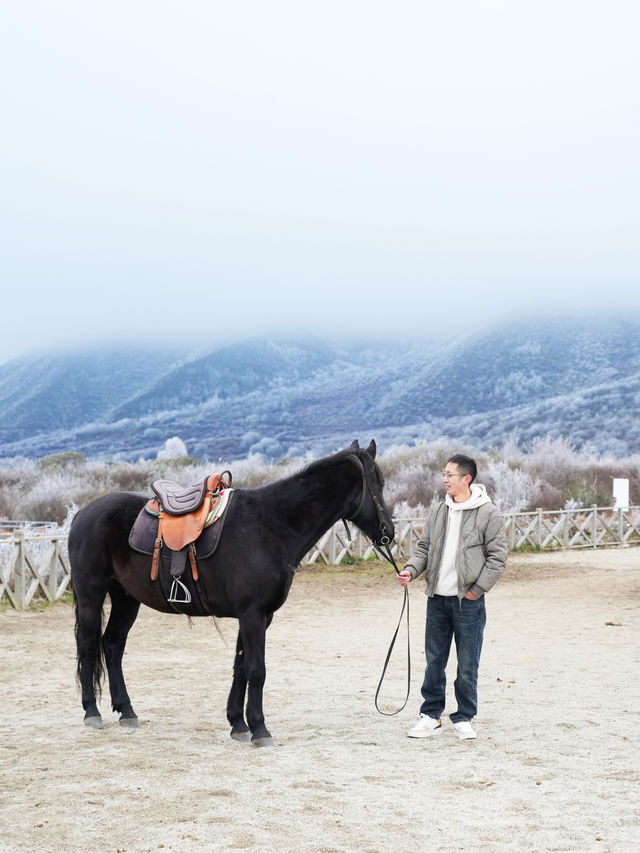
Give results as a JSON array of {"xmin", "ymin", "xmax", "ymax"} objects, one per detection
[
  {"xmin": 2, "ymin": 505, "xmax": 639, "ymax": 609},
  {"xmin": 504, "ymin": 505, "xmax": 640, "ymax": 551}
]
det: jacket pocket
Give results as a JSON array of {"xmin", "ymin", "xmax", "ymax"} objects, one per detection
[{"xmin": 461, "ymin": 547, "xmax": 485, "ymax": 586}]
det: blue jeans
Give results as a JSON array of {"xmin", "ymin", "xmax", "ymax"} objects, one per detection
[{"xmin": 419, "ymin": 594, "xmax": 486, "ymax": 723}]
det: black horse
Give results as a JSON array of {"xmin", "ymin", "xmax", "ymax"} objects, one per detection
[{"xmin": 69, "ymin": 440, "xmax": 394, "ymax": 746}]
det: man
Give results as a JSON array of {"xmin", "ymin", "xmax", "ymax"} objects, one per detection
[{"xmin": 397, "ymin": 454, "xmax": 507, "ymax": 740}]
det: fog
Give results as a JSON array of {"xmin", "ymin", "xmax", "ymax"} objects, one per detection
[{"xmin": 2, "ymin": 1, "xmax": 639, "ymax": 363}]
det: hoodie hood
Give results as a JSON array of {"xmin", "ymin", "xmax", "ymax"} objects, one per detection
[{"xmin": 445, "ymin": 482, "xmax": 492, "ymax": 512}]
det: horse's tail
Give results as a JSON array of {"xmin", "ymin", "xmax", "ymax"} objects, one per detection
[{"xmin": 72, "ymin": 582, "xmax": 105, "ymax": 701}]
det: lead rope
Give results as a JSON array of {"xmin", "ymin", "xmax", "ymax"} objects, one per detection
[
  {"xmin": 346, "ymin": 462, "xmax": 411, "ymax": 716},
  {"xmin": 373, "ymin": 539, "xmax": 411, "ymax": 716}
]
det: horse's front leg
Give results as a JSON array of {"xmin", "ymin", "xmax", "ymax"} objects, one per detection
[
  {"xmin": 237, "ymin": 609, "xmax": 274, "ymax": 747},
  {"xmin": 226, "ymin": 631, "xmax": 250, "ymax": 742}
]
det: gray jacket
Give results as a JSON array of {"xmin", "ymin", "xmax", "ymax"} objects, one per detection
[{"xmin": 404, "ymin": 500, "xmax": 507, "ymax": 598}]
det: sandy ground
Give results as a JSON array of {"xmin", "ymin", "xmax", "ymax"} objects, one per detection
[{"xmin": 0, "ymin": 548, "xmax": 638, "ymax": 853}]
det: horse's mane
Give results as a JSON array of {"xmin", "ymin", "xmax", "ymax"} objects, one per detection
[
  {"xmin": 300, "ymin": 447, "xmax": 356, "ymax": 475},
  {"xmin": 247, "ymin": 447, "xmax": 368, "ymax": 496}
]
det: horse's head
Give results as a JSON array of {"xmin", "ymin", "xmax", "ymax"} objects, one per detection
[{"xmin": 346, "ymin": 439, "xmax": 395, "ymax": 547}]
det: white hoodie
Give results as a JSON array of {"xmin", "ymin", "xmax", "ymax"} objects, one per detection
[{"xmin": 434, "ymin": 483, "xmax": 492, "ymax": 597}]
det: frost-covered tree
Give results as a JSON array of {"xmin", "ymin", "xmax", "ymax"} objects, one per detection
[
  {"xmin": 157, "ymin": 437, "xmax": 188, "ymax": 460},
  {"xmin": 392, "ymin": 499, "xmax": 430, "ymax": 519},
  {"xmin": 485, "ymin": 460, "xmax": 539, "ymax": 514},
  {"xmin": 1, "ymin": 432, "xmax": 639, "ymax": 523}
]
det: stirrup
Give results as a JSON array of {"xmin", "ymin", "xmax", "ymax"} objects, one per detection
[{"xmin": 167, "ymin": 576, "xmax": 192, "ymax": 604}]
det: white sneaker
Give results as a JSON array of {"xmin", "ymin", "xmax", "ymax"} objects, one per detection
[
  {"xmin": 453, "ymin": 721, "xmax": 477, "ymax": 740},
  {"xmin": 407, "ymin": 715, "xmax": 443, "ymax": 738}
]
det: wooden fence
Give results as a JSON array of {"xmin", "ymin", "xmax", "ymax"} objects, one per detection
[
  {"xmin": 504, "ymin": 505, "xmax": 640, "ymax": 551},
  {"xmin": 2, "ymin": 505, "xmax": 639, "ymax": 609},
  {"xmin": 0, "ymin": 531, "xmax": 71, "ymax": 610},
  {"xmin": 302, "ymin": 506, "xmax": 640, "ymax": 564}
]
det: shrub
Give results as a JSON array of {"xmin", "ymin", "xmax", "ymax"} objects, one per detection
[
  {"xmin": 105, "ymin": 463, "xmax": 154, "ymax": 493},
  {"xmin": 0, "ymin": 433, "xmax": 639, "ymax": 522},
  {"xmin": 563, "ymin": 481, "xmax": 612, "ymax": 509},
  {"xmin": 528, "ymin": 482, "xmax": 564, "ymax": 511},
  {"xmin": 37, "ymin": 452, "xmax": 86, "ymax": 472},
  {"xmin": 21, "ymin": 494, "xmax": 70, "ymax": 525},
  {"xmin": 392, "ymin": 499, "xmax": 430, "ymax": 519},
  {"xmin": 16, "ymin": 471, "xmax": 94, "ymax": 524}
]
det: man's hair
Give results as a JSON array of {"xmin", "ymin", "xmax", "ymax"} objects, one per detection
[{"xmin": 447, "ymin": 454, "xmax": 477, "ymax": 484}]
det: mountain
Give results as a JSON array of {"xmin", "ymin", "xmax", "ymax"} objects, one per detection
[
  {"xmin": 0, "ymin": 318, "xmax": 638, "ymax": 461},
  {"xmin": 0, "ymin": 345, "xmax": 191, "ymax": 435}
]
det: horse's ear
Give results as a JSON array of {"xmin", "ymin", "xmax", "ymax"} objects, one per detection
[
  {"xmin": 350, "ymin": 440, "xmax": 360, "ymax": 451},
  {"xmin": 366, "ymin": 439, "xmax": 377, "ymax": 459}
]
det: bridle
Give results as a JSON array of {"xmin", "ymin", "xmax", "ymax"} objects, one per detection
[
  {"xmin": 345, "ymin": 454, "xmax": 411, "ymax": 716},
  {"xmin": 344, "ymin": 453, "xmax": 392, "ymax": 546}
]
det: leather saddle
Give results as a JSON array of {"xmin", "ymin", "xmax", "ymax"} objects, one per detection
[
  {"xmin": 152, "ymin": 475, "xmax": 225, "ymax": 515},
  {"xmin": 147, "ymin": 471, "xmax": 232, "ymax": 586}
]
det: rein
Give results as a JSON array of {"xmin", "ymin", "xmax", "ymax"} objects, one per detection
[
  {"xmin": 373, "ymin": 541, "xmax": 411, "ymax": 716},
  {"xmin": 345, "ymin": 454, "xmax": 411, "ymax": 716}
]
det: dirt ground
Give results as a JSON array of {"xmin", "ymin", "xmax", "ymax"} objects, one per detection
[{"xmin": 1, "ymin": 548, "xmax": 638, "ymax": 853}]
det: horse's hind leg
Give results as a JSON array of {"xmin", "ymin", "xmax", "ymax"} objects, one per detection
[
  {"xmin": 102, "ymin": 580, "xmax": 141, "ymax": 728},
  {"xmin": 74, "ymin": 582, "xmax": 109, "ymax": 728},
  {"xmin": 226, "ymin": 632, "xmax": 250, "ymax": 742}
]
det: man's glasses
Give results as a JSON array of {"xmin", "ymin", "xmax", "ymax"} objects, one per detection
[{"xmin": 443, "ymin": 470, "xmax": 467, "ymax": 480}]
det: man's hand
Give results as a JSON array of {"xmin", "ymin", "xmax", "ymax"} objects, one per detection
[
  {"xmin": 397, "ymin": 570, "xmax": 413, "ymax": 587},
  {"xmin": 464, "ymin": 590, "xmax": 479, "ymax": 600}
]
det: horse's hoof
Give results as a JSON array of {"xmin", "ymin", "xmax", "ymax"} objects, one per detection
[
  {"xmin": 119, "ymin": 716, "xmax": 140, "ymax": 729},
  {"xmin": 252, "ymin": 736, "xmax": 275, "ymax": 748},
  {"xmin": 84, "ymin": 715, "xmax": 103, "ymax": 729},
  {"xmin": 230, "ymin": 730, "xmax": 251, "ymax": 743}
]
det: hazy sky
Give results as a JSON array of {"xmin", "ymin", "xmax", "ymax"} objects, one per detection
[{"xmin": 1, "ymin": 1, "xmax": 639, "ymax": 363}]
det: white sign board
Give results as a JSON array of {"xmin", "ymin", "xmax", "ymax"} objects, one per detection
[{"xmin": 612, "ymin": 478, "xmax": 629, "ymax": 510}]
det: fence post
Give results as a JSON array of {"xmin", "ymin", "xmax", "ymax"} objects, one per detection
[
  {"xmin": 537, "ymin": 508, "xmax": 543, "ymax": 549},
  {"xmin": 49, "ymin": 538, "xmax": 60, "ymax": 601},
  {"xmin": 328, "ymin": 527, "xmax": 337, "ymax": 564},
  {"xmin": 592, "ymin": 505, "xmax": 597, "ymax": 548},
  {"xmin": 618, "ymin": 507, "xmax": 625, "ymax": 547},
  {"xmin": 14, "ymin": 531, "xmax": 26, "ymax": 610}
]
